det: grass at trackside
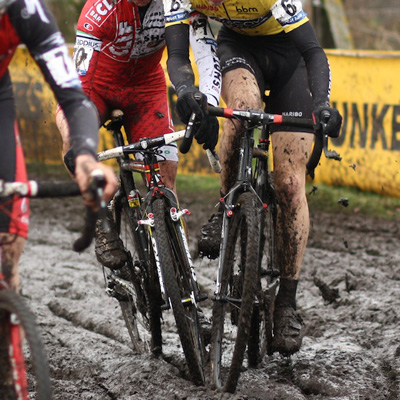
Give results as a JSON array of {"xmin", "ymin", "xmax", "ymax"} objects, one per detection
[
  {"xmin": 306, "ymin": 183, "xmax": 400, "ymax": 220},
  {"xmin": 177, "ymin": 173, "xmax": 400, "ymax": 220}
]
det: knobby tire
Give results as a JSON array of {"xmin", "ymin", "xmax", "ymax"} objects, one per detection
[
  {"xmin": 0, "ymin": 289, "xmax": 52, "ymax": 400},
  {"xmin": 115, "ymin": 200, "xmax": 162, "ymax": 354},
  {"xmin": 248, "ymin": 166, "xmax": 279, "ymax": 365},
  {"xmin": 152, "ymin": 198, "xmax": 205, "ymax": 386},
  {"xmin": 211, "ymin": 191, "xmax": 259, "ymax": 393}
]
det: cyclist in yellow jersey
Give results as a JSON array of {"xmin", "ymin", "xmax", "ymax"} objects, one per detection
[{"xmin": 164, "ymin": 0, "xmax": 342, "ymax": 356}]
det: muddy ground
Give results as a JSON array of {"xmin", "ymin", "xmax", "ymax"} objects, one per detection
[{"xmin": 19, "ymin": 189, "xmax": 400, "ymax": 400}]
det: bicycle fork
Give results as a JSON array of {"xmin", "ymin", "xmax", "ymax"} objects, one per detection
[{"xmin": 142, "ymin": 207, "xmax": 205, "ymax": 311}]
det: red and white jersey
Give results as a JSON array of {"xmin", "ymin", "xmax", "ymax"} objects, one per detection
[{"xmin": 74, "ymin": 0, "xmax": 165, "ymax": 85}]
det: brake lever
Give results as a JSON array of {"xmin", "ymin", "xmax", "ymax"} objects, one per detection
[
  {"xmin": 320, "ymin": 111, "xmax": 342, "ymax": 161},
  {"xmin": 322, "ymin": 129, "xmax": 342, "ymax": 161}
]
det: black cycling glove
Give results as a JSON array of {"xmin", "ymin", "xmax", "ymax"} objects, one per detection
[
  {"xmin": 176, "ymin": 86, "xmax": 207, "ymax": 124},
  {"xmin": 194, "ymin": 115, "xmax": 219, "ymax": 151},
  {"xmin": 312, "ymin": 104, "xmax": 342, "ymax": 138},
  {"xmin": 176, "ymin": 85, "xmax": 219, "ymax": 150}
]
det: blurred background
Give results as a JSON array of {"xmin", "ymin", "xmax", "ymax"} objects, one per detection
[{"xmin": 44, "ymin": 0, "xmax": 400, "ymax": 50}]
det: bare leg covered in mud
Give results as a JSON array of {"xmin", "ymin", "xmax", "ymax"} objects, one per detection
[{"xmin": 219, "ymin": 68, "xmax": 263, "ymax": 194}]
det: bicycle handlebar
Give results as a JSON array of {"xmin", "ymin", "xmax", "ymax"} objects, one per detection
[
  {"xmin": 97, "ymin": 130, "xmax": 186, "ymax": 161},
  {"xmin": 0, "ymin": 170, "xmax": 108, "ymax": 253},
  {"xmin": 206, "ymin": 106, "xmax": 341, "ymax": 177}
]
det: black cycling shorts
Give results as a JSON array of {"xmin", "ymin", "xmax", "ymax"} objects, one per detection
[
  {"xmin": 0, "ymin": 71, "xmax": 29, "ymax": 238},
  {"xmin": 217, "ymin": 26, "xmax": 313, "ymax": 133}
]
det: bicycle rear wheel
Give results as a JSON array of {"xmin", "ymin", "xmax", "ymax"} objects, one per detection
[
  {"xmin": 211, "ymin": 191, "xmax": 259, "ymax": 393},
  {"xmin": 152, "ymin": 198, "xmax": 205, "ymax": 386},
  {"xmin": 112, "ymin": 198, "xmax": 162, "ymax": 354},
  {"xmin": 0, "ymin": 289, "xmax": 52, "ymax": 400}
]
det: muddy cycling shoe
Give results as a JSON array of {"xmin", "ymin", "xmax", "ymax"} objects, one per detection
[
  {"xmin": 272, "ymin": 306, "xmax": 304, "ymax": 356},
  {"xmin": 198, "ymin": 211, "xmax": 223, "ymax": 259},
  {"xmin": 94, "ymin": 217, "xmax": 128, "ymax": 270}
]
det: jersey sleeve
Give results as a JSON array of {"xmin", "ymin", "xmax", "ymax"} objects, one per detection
[
  {"xmin": 189, "ymin": 12, "xmax": 221, "ymax": 106},
  {"xmin": 8, "ymin": 0, "xmax": 99, "ymax": 157},
  {"xmin": 287, "ymin": 21, "xmax": 331, "ymax": 107},
  {"xmin": 164, "ymin": 0, "xmax": 192, "ymax": 27},
  {"xmin": 271, "ymin": 0, "xmax": 308, "ymax": 33},
  {"xmin": 73, "ymin": 0, "xmax": 104, "ymax": 96}
]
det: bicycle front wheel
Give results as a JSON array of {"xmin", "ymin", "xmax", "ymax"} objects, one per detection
[
  {"xmin": 152, "ymin": 198, "xmax": 205, "ymax": 386},
  {"xmin": 114, "ymin": 200, "xmax": 162, "ymax": 354},
  {"xmin": 0, "ymin": 289, "xmax": 52, "ymax": 400},
  {"xmin": 248, "ymin": 168, "xmax": 279, "ymax": 365},
  {"xmin": 211, "ymin": 191, "xmax": 260, "ymax": 393}
]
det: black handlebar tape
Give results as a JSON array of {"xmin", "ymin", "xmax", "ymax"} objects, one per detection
[
  {"xmin": 36, "ymin": 182, "xmax": 81, "ymax": 198},
  {"xmin": 281, "ymin": 116, "xmax": 314, "ymax": 128},
  {"xmin": 306, "ymin": 133, "xmax": 323, "ymax": 179},
  {"xmin": 179, "ymin": 112, "xmax": 196, "ymax": 154},
  {"xmin": 73, "ymin": 206, "xmax": 97, "ymax": 253}
]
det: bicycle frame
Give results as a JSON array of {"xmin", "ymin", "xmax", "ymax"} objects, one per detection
[
  {"xmin": 103, "ymin": 115, "xmax": 202, "ymax": 312},
  {"xmin": 100, "ymin": 112, "xmax": 207, "ymax": 384}
]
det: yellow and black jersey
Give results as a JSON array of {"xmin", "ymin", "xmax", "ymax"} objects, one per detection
[{"xmin": 164, "ymin": 0, "xmax": 308, "ymax": 36}]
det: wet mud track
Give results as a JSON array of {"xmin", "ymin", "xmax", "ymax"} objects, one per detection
[{"xmin": 20, "ymin": 195, "xmax": 400, "ymax": 399}]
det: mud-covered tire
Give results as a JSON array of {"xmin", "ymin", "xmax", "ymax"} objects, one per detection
[
  {"xmin": 247, "ymin": 155, "xmax": 279, "ymax": 366},
  {"xmin": 210, "ymin": 192, "xmax": 259, "ymax": 393},
  {"xmin": 152, "ymin": 198, "xmax": 205, "ymax": 386},
  {"xmin": 115, "ymin": 201, "xmax": 162, "ymax": 354},
  {"xmin": 0, "ymin": 289, "xmax": 52, "ymax": 400}
]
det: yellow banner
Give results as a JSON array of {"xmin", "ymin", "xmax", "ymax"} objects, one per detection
[
  {"xmin": 317, "ymin": 50, "xmax": 400, "ymax": 198},
  {"xmin": 9, "ymin": 47, "xmax": 400, "ymax": 197}
]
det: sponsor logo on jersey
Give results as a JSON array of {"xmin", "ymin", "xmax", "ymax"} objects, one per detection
[
  {"xmin": 165, "ymin": 11, "xmax": 189, "ymax": 23},
  {"xmin": 283, "ymin": 111, "xmax": 303, "ymax": 117},
  {"xmin": 215, "ymin": 12, "xmax": 272, "ymax": 30},
  {"xmin": 277, "ymin": 10, "xmax": 307, "ymax": 26},
  {"xmin": 235, "ymin": 5, "xmax": 258, "ymax": 13},
  {"xmin": 86, "ymin": 0, "xmax": 114, "ymax": 27},
  {"xmin": 75, "ymin": 37, "xmax": 102, "ymax": 51},
  {"xmin": 83, "ymin": 22, "xmax": 94, "ymax": 32},
  {"xmin": 192, "ymin": 3, "xmax": 218, "ymax": 11}
]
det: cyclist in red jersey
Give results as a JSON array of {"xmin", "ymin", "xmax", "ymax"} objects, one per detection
[
  {"xmin": 0, "ymin": 0, "xmax": 117, "ymax": 395},
  {"xmin": 57, "ymin": 0, "xmax": 221, "ymax": 269},
  {"xmin": 0, "ymin": 0, "xmax": 117, "ymax": 291}
]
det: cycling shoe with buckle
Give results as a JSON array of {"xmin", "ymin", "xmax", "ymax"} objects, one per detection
[
  {"xmin": 198, "ymin": 211, "xmax": 223, "ymax": 259},
  {"xmin": 272, "ymin": 306, "xmax": 304, "ymax": 356},
  {"xmin": 94, "ymin": 214, "xmax": 128, "ymax": 270}
]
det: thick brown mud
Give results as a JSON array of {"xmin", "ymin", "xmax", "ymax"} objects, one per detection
[{"xmin": 19, "ymin": 193, "xmax": 400, "ymax": 399}]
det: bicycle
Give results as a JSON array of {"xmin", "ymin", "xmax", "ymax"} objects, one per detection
[
  {"xmin": 189, "ymin": 105, "xmax": 341, "ymax": 393},
  {"xmin": 97, "ymin": 110, "xmax": 209, "ymax": 385},
  {"xmin": 0, "ymin": 175, "xmax": 106, "ymax": 400}
]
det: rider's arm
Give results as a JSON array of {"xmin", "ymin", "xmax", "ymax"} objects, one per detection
[
  {"xmin": 164, "ymin": 0, "xmax": 196, "ymax": 95},
  {"xmin": 270, "ymin": 1, "xmax": 331, "ymax": 107},
  {"xmin": 189, "ymin": 12, "xmax": 221, "ymax": 107},
  {"xmin": 8, "ymin": 0, "xmax": 98, "ymax": 158},
  {"xmin": 165, "ymin": 23, "xmax": 194, "ymax": 97},
  {"xmin": 287, "ymin": 21, "xmax": 331, "ymax": 107}
]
